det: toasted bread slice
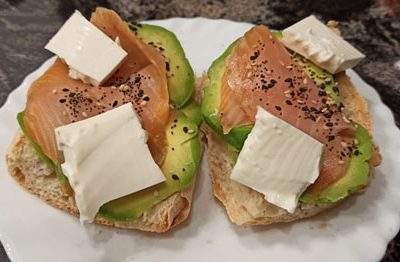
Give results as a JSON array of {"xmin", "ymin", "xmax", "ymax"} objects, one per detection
[
  {"xmin": 6, "ymin": 131, "xmax": 199, "ymax": 233},
  {"xmin": 202, "ymin": 71, "xmax": 381, "ymax": 226}
]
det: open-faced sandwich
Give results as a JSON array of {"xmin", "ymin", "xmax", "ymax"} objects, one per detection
[
  {"xmin": 201, "ymin": 16, "xmax": 382, "ymax": 226},
  {"xmin": 6, "ymin": 8, "xmax": 202, "ymax": 233}
]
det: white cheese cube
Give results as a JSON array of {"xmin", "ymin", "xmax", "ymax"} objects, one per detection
[
  {"xmin": 45, "ymin": 10, "xmax": 127, "ymax": 86},
  {"xmin": 282, "ymin": 15, "xmax": 365, "ymax": 74},
  {"xmin": 55, "ymin": 103, "xmax": 166, "ymax": 223},
  {"xmin": 230, "ymin": 107, "xmax": 324, "ymax": 213}
]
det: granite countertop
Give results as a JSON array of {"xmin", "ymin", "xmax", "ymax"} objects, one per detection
[{"xmin": 0, "ymin": 0, "xmax": 399, "ymax": 261}]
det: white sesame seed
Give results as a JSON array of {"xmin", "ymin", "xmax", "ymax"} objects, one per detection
[
  {"xmin": 285, "ymin": 94, "xmax": 292, "ymax": 98},
  {"xmin": 82, "ymin": 112, "xmax": 88, "ymax": 117},
  {"xmin": 341, "ymin": 141, "xmax": 348, "ymax": 148},
  {"xmin": 247, "ymin": 71, "xmax": 253, "ymax": 78},
  {"xmin": 111, "ymin": 86, "xmax": 117, "ymax": 90},
  {"xmin": 286, "ymin": 65, "xmax": 293, "ymax": 69},
  {"xmin": 342, "ymin": 115, "xmax": 351, "ymax": 123},
  {"xmin": 269, "ymin": 35, "xmax": 273, "ymax": 40},
  {"xmin": 96, "ymin": 102, "xmax": 102, "ymax": 106},
  {"xmin": 279, "ymin": 61, "xmax": 285, "ymax": 66},
  {"xmin": 338, "ymin": 160, "xmax": 345, "ymax": 164},
  {"xmin": 354, "ymin": 139, "xmax": 359, "ymax": 145},
  {"xmin": 303, "ymin": 78, "xmax": 308, "ymax": 84},
  {"xmin": 52, "ymin": 89, "xmax": 57, "ymax": 94},
  {"xmin": 321, "ymin": 107, "xmax": 328, "ymax": 112},
  {"xmin": 297, "ymin": 100, "xmax": 304, "ymax": 104},
  {"xmin": 323, "ymin": 125, "xmax": 330, "ymax": 130},
  {"xmin": 316, "ymin": 116, "xmax": 321, "ymax": 123},
  {"xmin": 311, "ymin": 99, "xmax": 317, "ymax": 104},
  {"xmin": 284, "ymin": 89, "xmax": 291, "ymax": 94},
  {"xmin": 63, "ymin": 111, "xmax": 67, "ymax": 116},
  {"xmin": 245, "ymin": 65, "xmax": 252, "ymax": 70},
  {"xmin": 140, "ymin": 101, "xmax": 147, "ymax": 106},
  {"xmin": 153, "ymin": 190, "xmax": 159, "ymax": 197},
  {"xmin": 187, "ymin": 129, "xmax": 195, "ymax": 134}
]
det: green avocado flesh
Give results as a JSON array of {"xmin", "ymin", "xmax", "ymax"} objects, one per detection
[
  {"xmin": 98, "ymin": 110, "xmax": 200, "ymax": 221},
  {"xmin": 129, "ymin": 23, "xmax": 195, "ymax": 108},
  {"xmin": 202, "ymin": 31, "xmax": 373, "ymax": 204},
  {"xmin": 179, "ymin": 98, "xmax": 202, "ymax": 126}
]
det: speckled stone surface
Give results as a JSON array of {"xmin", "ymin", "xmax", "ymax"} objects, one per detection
[{"xmin": 0, "ymin": 0, "xmax": 399, "ymax": 261}]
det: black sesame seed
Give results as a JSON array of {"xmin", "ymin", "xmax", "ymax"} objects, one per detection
[
  {"xmin": 333, "ymin": 86, "xmax": 339, "ymax": 94},
  {"xmin": 59, "ymin": 99, "xmax": 66, "ymax": 103},
  {"xmin": 143, "ymin": 96, "xmax": 150, "ymax": 101},
  {"xmin": 183, "ymin": 126, "xmax": 189, "ymax": 133},
  {"xmin": 275, "ymin": 106, "xmax": 282, "ymax": 111},
  {"xmin": 250, "ymin": 50, "xmax": 260, "ymax": 60},
  {"xmin": 325, "ymin": 122, "xmax": 334, "ymax": 127},
  {"xmin": 308, "ymin": 115, "xmax": 316, "ymax": 121},
  {"xmin": 172, "ymin": 174, "xmax": 179, "ymax": 180},
  {"xmin": 112, "ymin": 100, "xmax": 118, "ymax": 107},
  {"xmin": 62, "ymin": 88, "xmax": 69, "ymax": 92},
  {"xmin": 285, "ymin": 100, "xmax": 293, "ymax": 105},
  {"xmin": 328, "ymin": 135, "xmax": 335, "ymax": 141}
]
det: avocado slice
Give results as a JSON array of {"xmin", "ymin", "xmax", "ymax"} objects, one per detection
[
  {"xmin": 300, "ymin": 123, "xmax": 372, "ymax": 203},
  {"xmin": 98, "ymin": 110, "xmax": 200, "ymax": 221},
  {"xmin": 202, "ymin": 40, "xmax": 253, "ymax": 150},
  {"xmin": 202, "ymin": 32, "xmax": 373, "ymax": 204},
  {"xmin": 129, "ymin": 23, "xmax": 195, "ymax": 108},
  {"xmin": 179, "ymin": 98, "xmax": 202, "ymax": 126}
]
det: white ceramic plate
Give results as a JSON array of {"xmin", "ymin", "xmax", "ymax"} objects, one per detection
[{"xmin": 1, "ymin": 18, "xmax": 400, "ymax": 262}]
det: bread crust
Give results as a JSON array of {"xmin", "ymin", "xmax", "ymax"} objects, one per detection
[
  {"xmin": 6, "ymin": 131, "xmax": 200, "ymax": 233},
  {"xmin": 202, "ymin": 71, "xmax": 381, "ymax": 226}
]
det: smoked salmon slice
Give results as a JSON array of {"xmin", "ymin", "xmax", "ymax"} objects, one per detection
[
  {"xmin": 23, "ymin": 8, "xmax": 169, "ymax": 166},
  {"xmin": 219, "ymin": 25, "xmax": 356, "ymax": 195}
]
